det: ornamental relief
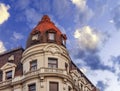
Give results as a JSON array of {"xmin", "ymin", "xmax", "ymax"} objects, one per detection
[{"xmin": 43, "ymin": 44, "xmax": 63, "ymax": 54}]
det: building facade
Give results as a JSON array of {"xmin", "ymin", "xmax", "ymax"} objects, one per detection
[{"xmin": 0, "ymin": 15, "xmax": 99, "ymax": 91}]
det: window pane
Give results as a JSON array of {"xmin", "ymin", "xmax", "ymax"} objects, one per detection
[
  {"xmin": 49, "ymin": 33, "xmax": 55, "ymax": 40},
  {"xmin": 29, "ymin": 84, "xmax": 36, "ymax": 91},
  {"xmin": 48, "ymin": 59, "xmax": 57, "ymax": 64},
  {"xmin": 30, "ymin": 60, "xmax": 37, "ymax": 71},
  {"xmin": 6, "ymin": 71, "xmax": 12, "ymax": 79},
  {"xmin": 50, "ymin": 82, "xmax": 58, "ymax": 91},
  {"xmin": 48, "ymin": 58, "xmax": 57, "ymax": 68},
  {"xmin": 32, "ymin": 34, "xmax": 38, "ymax": 40}
]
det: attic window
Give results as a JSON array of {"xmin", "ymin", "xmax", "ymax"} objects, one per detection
[
  {"xmin": 32, "ymin": 33, "xmax": 39, "ymax": 41},
  {"xmin": 8, "ymin": 55, "xmax": 14, "ymax": 61},
  {"xmin": 62, "ymin": 38, "xmax": 66, "ymax": 45},
  {"xmin": 48, "ymin": 32, "xmax": 55, "ymax": 41}
]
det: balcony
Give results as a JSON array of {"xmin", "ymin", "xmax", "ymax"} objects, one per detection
[
  {"xmin": 24, "ymin": 67, "xmax": 68, "ymax": 78},
  {"xmin": 0, "ymin": 68, "xmax": 68, "ymax": 87}
]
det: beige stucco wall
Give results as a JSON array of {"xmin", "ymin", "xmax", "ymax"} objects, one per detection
[
  {"xmin": 0, "ymin": 43, "xmax": 96, "ymax": 91},
  {"xmin": 22, "ymin": 43, "xmax": 70, "ymax": 74}
]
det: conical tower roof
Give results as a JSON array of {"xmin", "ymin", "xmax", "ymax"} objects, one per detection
[
  {"xmin": 26, "ymin": 15, "xmax": 67, "ymax": 48},
  {"xmin": 32, "ymin": 15, "xmax": 62, "ymax": 35}
]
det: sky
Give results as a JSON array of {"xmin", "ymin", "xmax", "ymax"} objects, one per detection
[{"xmin": 0, "ymin": 0, "xmax": 120, "ymax": 91}]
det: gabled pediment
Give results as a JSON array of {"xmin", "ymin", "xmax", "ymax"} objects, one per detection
[{"xmin": 0, "ymin": 62, "xmax": 16, "ymax": 70}]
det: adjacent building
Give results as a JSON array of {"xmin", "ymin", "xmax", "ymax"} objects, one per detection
[{"xmin": 0, "ymin": 15, "xmax": 99, "ymax": 91}]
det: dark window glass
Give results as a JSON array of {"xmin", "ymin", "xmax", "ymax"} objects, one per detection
[
  {"xmin": 28, "ymin": 84, "xmax": 36, "ymax": 91},
  {"xmin": 49, "ymin": 82, "xmax": 58, "ymax": 91},
  {"xmin": 65, "ymin": 62, "xmax": 68, "ymax": 70},
  {"xmin": 68, "ymin": 86, "xmax": 71, "ymax": 91},
  {"xmin": 48, "ymin": 58, "xmax": 58, "ymax": 68},
  {"xmin": 6, "ymin": 70, "xmax": 12, "ymax": 79},
  {"xmin": 30, "ymin": 60, "xmax": 37, "ymax": 71}
]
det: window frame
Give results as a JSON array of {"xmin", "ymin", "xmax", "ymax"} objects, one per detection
[
  {"xmin": 48, "ymin": 58, "xmax": 58, "ymax": 68},
  {"xmin": 49, "ymin": 82, "xmax": 59, "ymax": 91},
  {"xmin": 32, "ymin": 33, "xmax": 39, "ymax": 41},
  {"xmin": 30, "ymin": 60, "xmax": 37, "ymax": 71},
  {"xmin": 47, "ymin": 30, "xmax": 56, "ymax": 42},
  {"xmin": 31, "ymin": 31, "xmax": 41, "ymax": 45},
  {"xmin": 28, "ymin": 83, "xmax": 36, "ymax": 91},
  {"xmin": 62, "ymin": 37, "xmax": 66, "ymax": 45}
]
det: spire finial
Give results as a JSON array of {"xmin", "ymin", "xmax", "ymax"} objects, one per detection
[{"xmin": 41, "ymin": 15, "xmax": 50, "ymax": 22}]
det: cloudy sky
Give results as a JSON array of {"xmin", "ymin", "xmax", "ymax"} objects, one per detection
[{"xmin": 0, "ymin": 0, "xmax": 120, "ymax": 90}]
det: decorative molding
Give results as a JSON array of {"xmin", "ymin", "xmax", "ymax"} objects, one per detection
[{"xmin": 0, "ymin": 62, "xmax": 16, "ymax": 70}]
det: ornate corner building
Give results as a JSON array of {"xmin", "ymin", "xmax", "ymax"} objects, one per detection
[{"xmin": 0, "ymin": 15, "xmax": 99, "ymax": 91}]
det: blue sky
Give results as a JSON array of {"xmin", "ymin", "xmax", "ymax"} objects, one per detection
[{"xmin": 0, "ymin": 0, "xmax": 120, "ymax": 90}]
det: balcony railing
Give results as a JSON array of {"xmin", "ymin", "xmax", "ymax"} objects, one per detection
[
  {"xmin": 0, "ymin": 68, "xmax": 68, "ymax": 87},
  {"xmin": 24, "ymin": 67, "xmax": 68, "ymax": 78}
]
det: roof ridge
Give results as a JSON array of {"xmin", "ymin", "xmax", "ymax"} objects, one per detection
[{"xmin": 0, "ymin": 46, "xmax": 24, "ymax": 56}]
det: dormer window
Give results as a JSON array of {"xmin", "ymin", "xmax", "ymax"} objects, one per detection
[
  {"xmin": 48, "ymin": 32, "xmax": 55, "ymax": 41},
  {"xmin": 61, "ymin": 34, "xmax": 67, "ymax": 46},
  {"xmin": 32, "ymin": 33, "xmax": 39, "ymax": 41},
  {"xmin": 6, "ymin": 70, "xmax": 12, "ymax": 80},
  {"xmin": 62, "ymin": 38, "xmax": 66, "ymax": 45}
]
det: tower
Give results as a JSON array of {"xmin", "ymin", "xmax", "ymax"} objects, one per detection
[{"xmin": 22, "ymin": 15, "xmax": 71, "ymax": 91}]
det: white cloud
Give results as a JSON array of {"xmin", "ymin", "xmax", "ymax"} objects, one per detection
[
  {"xmin": 13, "ymin": 32, "xmax": 24, "ymax": 40},
  {"xmin": 0, "ymin": 40, "xmax": 6, "ymax": 53},
  {"xmin": 109, "ymin": 19, "xmax": 114, "ymax": 24},
  {"xmin": 0, "ymin": 3, "xmax": 10, "ymax": 24},
  {"xmin": 74, "ymin": 26, "xmax": 100, "ymax": 50},
  {"xmin": 87, "ymin": 69, "xmax": 120, "ymax": 91},
  {"xmin": 71, "ymin": 0, "xmax": 86, "ymax": 11}
]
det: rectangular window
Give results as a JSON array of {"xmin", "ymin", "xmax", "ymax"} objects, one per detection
[
  {"xmin": 48, "ymin": 33, "xmax": 55, "ymax": 40},
  {"xmin": 48, "ymin": 58, "xmax": 58, "ymax": 68},
  {"xmin": 49, "ymin": 82, "xmax": 58, "ymax": 91},
  {"xmin": 28, "ymin": 83, "xmax": 36, "ymax": 91},
  {"xmin": 30, "ymin": 60, "xmax": 37, "ymax": 71},
  {"xmin": 6, "ymin": 70, "xmax": 12, "ymax": 80},
  {"xmin": 68, "ymin": 86, "xmax": 71, "ymax": 91}
]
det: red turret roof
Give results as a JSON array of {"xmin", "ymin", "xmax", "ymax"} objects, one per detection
[
  {"xmin": 32, "ymin": 15, "xmax": 62, "ymax": 35},
  {"xmin": 26, "ymin": 15, "xmax": 67, "ymax": 48}
]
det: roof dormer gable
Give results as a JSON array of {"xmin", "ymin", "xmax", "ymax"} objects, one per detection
[{"xmin": 0, "ymin": 62, "xmax": 16, "ymax": 70}]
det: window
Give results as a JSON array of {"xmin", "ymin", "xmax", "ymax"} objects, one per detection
[
  {"xmin": 48, "ymin": 58, "xmax": 58, "ymax": 68},
  {"xmin": 28, "ymin": 83, "xmax": 36, "ymax": 91},
  {"xmin": 62, "ymin": 38, "xmax": 66, "ymax": 45},
  {"xmin": 81, "ymin": 84, "xmax": 84, "ymax": 91},
  {"xmin": 32, "ymin": 34, "xmax": 39, "ymax": 41},
  {"xmin": 48, "ymin": 32, "xmax": 55, "ymax": 41},
  {"xmin": 65, "ymin": 62, "xmax": 68, "ymax": 70},
  {"xmin": 49, "ymin": 82, "xmax": 58, "ymax": 91},
  {"xmin": 30, "ymin": 60, "xmax": 37, "ymax": 71},
  {"xmin": 68, "ymin": 86, "xmax": 71, "ymax": 91},
  {"xmin": 6, "ymin": 70, "xmax": 12, "ymax": 80}
]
